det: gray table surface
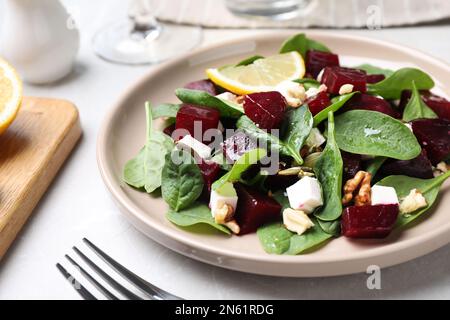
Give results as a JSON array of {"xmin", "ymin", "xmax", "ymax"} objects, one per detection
[{"xmin": 1, "ymin": 0, "xmax": 450, "ymax": 300}]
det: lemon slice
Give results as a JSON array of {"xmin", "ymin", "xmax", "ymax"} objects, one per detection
[
  {"xmin": 0, "ymin": 57, "xmax": 22, "ymax": 135},
  {"xmin": 206, "ymin": 52, "xmax": 305, "ymax": 95}
]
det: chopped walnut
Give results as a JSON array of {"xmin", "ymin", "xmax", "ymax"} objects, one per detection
[
  {"xmin": 342, "ymin": 171, "xmax": 372, "ymax": 206},
  {"xmin": 213, "ymin": 203, "xmax": 235, "ymax": 224},
  {"xmin": 224, "ymin": 220, "xmax": 240, "ymax": 234}
]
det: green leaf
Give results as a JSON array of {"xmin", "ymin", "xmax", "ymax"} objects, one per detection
[
  {"xmin": 152, "ymin": 103, "xmax": 180, "ymax": 120},
  {"xmin": 367, "ymin": 68, "xmax": 435, "ymax": 100},
  {"xmin": 161, "ymin": 149, "xmax": 204, "ymax": 211},
  {"xmin": 314, "ymin": 112, "xmax": 343, "ymax": 221},
  {"xmin": 334, "ymin": 110, "xmax": 422, "ymax": 160},
  {"xmin": 354, "ymin": 64, "xmax": 394, "ymax": 77},
  {"xmin": 376, "ymin": 171, "xmax": 450, "ymax": 227},
  {"xmin": 236, "ymin": 116, "xmax": 303, "ymax": 164},
  {"xmin": 403, "ymin": 81, "xmax": 438, "ymax": 122},
  {"xmin": 212, "ymin": 148, "xmax": 267, "ymax": 191},
  {"xmin": 123, "ymin": 103, "xmax": 174, "ymax": 193},
  {"xmin": 167, "ymin": 203, "xmax": 231, "ymax": 235},
  {"xmin": 313, "ymin": 92, "xmax": 358, "ymax": 126},
  {"xmin": 365, "ymin": 157, "xmax": 388, "ymax": 177},
  {"xmin": 175, "ymin": 88, "xmax": 244, "ymax": 118},
  {"xmin": 285, "ymin": 219, "xmax": 333, "ymax": 255},
  {"xmin": 280, "ymin": 33, "xmax": 330, "ymax": 57},
  {"xmin": 293, "ymin": 78, "xmax": 320, "ymax": 90},
  {"xmin": 316, "ymin": 219, "xmax": 341, "ymax": 236},
  {"xmin": 236, "ymin": 55, "xmax": 264, "ymax": 66},
  {"xmin": 272, "ymin": 191, "xmax": 291, "ymax": 211},
  {"xmin": 282, "ymin": 105, "xmax": 313, "ymax": 165}
]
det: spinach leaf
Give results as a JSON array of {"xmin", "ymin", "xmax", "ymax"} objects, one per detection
[
  {"xmin": 282, "ymin": 105, "xmax": 313, "ymax": 165},
  {"xmin": 316, "ymin": 219, "xmax": 341, "ymax": 236},
  {"xmin": 272, "ymin": 190, "xmax": 291, "ymax": 210},
  {"xmin": 367, "ymin": 68, "xmax": 434, "ymax": 100},
  {"xmin": 365, "ymin": 156, "xmax": 388, "ymax": 177},
  {"xmin": 403, "ymin": 81, "xmax": 438, "ymax": 122},
  {"xmin": 166, "ymin": 203, "xmax": 231, "ymax": 235},
  {"xmin": 175, "ymin": 88, "xmax": 244, "ymax": 118},
  {"xmin": 294, "ymin": 78, "xmax": 320, "ymax": 90},
  {"xmin": 314, "ymin": 112, "xmax": 343, "ymax": 221},
  {"xmin": 376, "ymin": 171, "xmax": 450, "ymax": 227},
  {"xmin": 123, "ymin": 103, "xmax": 174, "ymax": 193},
  {"xmin": 161, "ymin": 149, "xmax": 204, "ymax": 211},
  {"xmin": 212, "ymin": 148, "xmax": 267, "ymax": 191},
  {"xmin": 334, "ymin": 110, "xmax": 422, "ymax": 160},
  {"xmin": 313, "ymin": 92, "xmax": 358, "ymax": 126},
  {"xmin": 236, "ymin": 116, "xmax": 303, "ymax": 164},
  {"xmin": 152, "ymin": 103, "xmax": 180, "ymax": 120},
  {"xmin": 236, "ymin": 55, "xmax": 264, "ymax": 66},
  {"xmin": 354, "ymin": 64, "xmax": 394, "ymax": 77},
  {"xmin": 257, "ymin": 219, "xmax": 333, "ymax": 255},
  {"xmin": 280, "ymin": 33, "xmax": 331, "ymax": 57}
]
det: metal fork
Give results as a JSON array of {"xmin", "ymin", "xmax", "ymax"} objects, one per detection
[{"xmin": 56, "ymin": 238, "xmax": 182, "ymax": 300}]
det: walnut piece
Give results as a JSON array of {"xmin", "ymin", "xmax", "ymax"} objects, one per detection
[
  {"xmin": 213, "ymin": 203, "xmax": 235, "ymax": 224},
  {"xmin": 342, "ymin": 171, "xmax": 372, "ymax": 206}
]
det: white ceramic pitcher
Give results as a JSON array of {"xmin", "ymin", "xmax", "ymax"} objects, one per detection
[{"xmin": 0, "ymin": 0, "xmax": 80, "ymax": 84}]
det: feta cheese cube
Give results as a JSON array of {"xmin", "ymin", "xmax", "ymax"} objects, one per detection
[
  {"xmin": 283, "ymin": 208, "xmax": 314, "ymax": 236},
  {"xmin": 399, "ymin": 189, "xmax": 427, "ymax": 215},
  {"xmin": 209, "ymin": 182, "xmax": 238, "ymax": 217},
  {"xmin": 305, "ymin": 128, "xmax": 326, "ymax": 149},
  {"xmin": 286, "ymin": 177, "xmax": 323, "ymax": 214},
  {"xmin": 275, "ymin": 80, "xmax": 306, "ymax": 107},
  {"xmin": 371, "ymin": 185, "xmax": 399, "ymax": 205},
  {"xmin": 177, "ymin": 134, "xmax": 212, "ymax": 159}
]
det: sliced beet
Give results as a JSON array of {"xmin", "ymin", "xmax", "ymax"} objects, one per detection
[
  {"xmin": 184, "ymin": 79, "xmax": 217, "ymax": 96},
  {"xmin": 234, "ymin": 184, "xmax": 282, "ymax": 235},
  {"xmin": 411, "ymin": 118, "xmax": 450, "ymax": 165},
  {"xmin": 365, "ymin": 74, "xmax": 385, "ymax": 84},
  {"xmin": 306, "ymin": 50, "xmax": 340, "ymax": 79},
  {"xmin": 321, "ymin": 66, "xmax": 367, "ymax": 94},
  {"xmin": 341, "ymin": 204, "xmax": 399, "ymax": 239},
  {"xmin": 175, "ymin": 104, "xmax": 220, "ymax": 143},
  {"xmin": 222, "ymin": 131, "xmax": 257, "ymax": 162},
  {"xmin": 198, "ymin": 160, "xmax": 221, "ymax": 200},
  {"xmin": 243, "ymin": 92, "xmax": 287, "ymax": 130},
  {"xmin": 344, "ymin": 94, "xmax": 400, "ymax": 118},
  {"xmin": 342, "ymin": 151, "xmax": 362, "ymax": 182},
  {"xmin": 380, "ymin": 149, "xmax": 434, "ymax": 179},
  {"xmin": 163, "ymin": 123, "xmax": 176, "ymax": 137},
  {"xmin": 306, "ymin": 91, "xmax": 331, "ymax": 116}
]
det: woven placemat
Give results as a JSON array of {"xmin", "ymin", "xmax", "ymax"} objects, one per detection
[{"xmin": 153, "ymin": 0, "xmax": 450, "ymax": 28}]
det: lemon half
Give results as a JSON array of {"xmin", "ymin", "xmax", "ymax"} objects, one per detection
[{"xmin": 0, "ymin": 57, "xmax": 22, "ymax": 135}]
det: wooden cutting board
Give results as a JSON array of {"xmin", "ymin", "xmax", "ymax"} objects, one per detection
[{"xmin": 0, "ymin": 97, "xmax": 81, "ymax": 260}]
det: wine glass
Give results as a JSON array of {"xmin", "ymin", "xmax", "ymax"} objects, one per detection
[{"xmin": 92, "ymin": 0, "xmax": 202, "ymax": 65}]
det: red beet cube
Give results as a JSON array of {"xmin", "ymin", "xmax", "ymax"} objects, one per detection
[
  {"xmin": 306, "ymin": 50, "xmax": 340, "ymax": 79},
  {"xmin": 222, "ymin": 131, "xmax": 257, "ymax": 162},
  {"xmin": 411, "ymin": 118, "xmax": 450, "ymax": 165},
  {"xmin": 234, "ymin": 184, "xmax": 282, "ymax": 235},
  {"xmin": 344, "ymin": 94, "xmax": 400, "ymax": 118},
  {"xmin": 243, "ymin": 92, "xmax": 287, "ymax": 130},
  {"xmin": 264, "ymin": 175, "xmax": 299, "ymax": 192},
  {"xmin": 184, "ymin": 79, "xmax": 217, "ymax": 96},
  {"xmin": 342, "ymin": 152, "xmax": 362, "ymax": 182},
  {"xmin": 342, "ymin": 204, "xmax": 399, "ymax": 239},
  {"xmin": 365, "ymin": 74, "xmax": 385, "ymax": 84},
  {"xmin": 163, "ymin": 123, "xmax": 176, "ymax": 137},
  {"xmin": 321, "ymin": 67, "xmax": 367, "ymax": 94},
  {"xmin": 175, "ymin": 104, "xmax": 220, "ymax": 143},
  {"xmin": 380, "ymin": 149, "xmax": 434, "ymax": 179},
  {"xmin": 198, "ymin": 160, "xmax": 221, "ymax": 200},
  {"xmin": 306, "ymin": 91, "xmax": 331, "ymax": 116}
]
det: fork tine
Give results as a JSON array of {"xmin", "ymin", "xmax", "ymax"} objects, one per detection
[
  {"xmin": 72, "ymin": 246, "xmax": 144, "ymax": 300},
  {"xmin": 65, "ymin": 254, "xmax": 119, "ymax": 300},
  {"xmin": 83, "ymin": 238, "xmax": 182, "ymax": 300},
  {"xmin": 56, "ymin": 263, "xmax": 97, "ymax": 300}
]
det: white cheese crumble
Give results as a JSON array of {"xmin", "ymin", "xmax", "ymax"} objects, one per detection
[
  {"xmin": 275, "ymin": 80, "xmax": 306, "ymax": 108},
  {"xmin": 399, "ymin": 189, "xmax": 428, "ymax": 215},
  {"xmin": 177, "ymin": 134, "xmax": 212, "ymax": 159},
  {"xmin": 286, "ymin": 177, "xmax": 323, "ymax": 214},
  {"xmin": 339, "ymin": 84, "xmax": 354, "ymax": 95},
  {"xmin": 283, "ymin": 208, "xmax": 315, "ymax": 236},
  {"xmin": 305, "ymin": 128, "xmax": 326, "ymax": 149},
  {"xmin": 371, "ymin": 185, "xmax": 399, "ymax": 205},
  {"xmin": 209, "ymin": 182, "xmax": 238, "ymax": 218}
]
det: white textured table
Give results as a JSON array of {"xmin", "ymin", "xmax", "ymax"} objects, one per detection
[{"xmin": 1, "ymin": 0, "xmax": 450, "ymax": 300}]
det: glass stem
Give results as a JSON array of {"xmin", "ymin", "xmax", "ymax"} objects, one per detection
[{"xmin": 128, "ymin": 0, "xmax": 162, "ymax": 41}]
